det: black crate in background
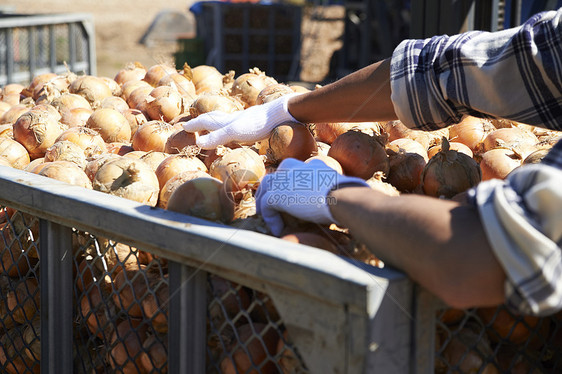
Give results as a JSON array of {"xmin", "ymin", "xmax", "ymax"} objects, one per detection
[{"xmin": 191, "ymin": 2, "xmax": 302, "ymax": 83}]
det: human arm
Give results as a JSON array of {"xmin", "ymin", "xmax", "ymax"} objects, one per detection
[{"xmin": 328, "ymin": 186, "xmax": 506, "ymax": 309}]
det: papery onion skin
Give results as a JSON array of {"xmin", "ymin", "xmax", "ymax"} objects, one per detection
[
  {"xmin": 166, "ymin": 176, "xmax": 234, "ymax": 223},
  {"xmin": 69, "ymin": 75, "xmax": 113, "ymax": 105},
  {"xmin": 86, "ymin": 108, "xmax": 132, "ymax": 143},
  {"xmin": 56, "ymin": 126, "xmax": 107, "ymax": 159},
  {"xmin": 158, "ymin": 170, "xmax": 210, "ymax": 209},
  {"xmin": 44, "ymin": 140, "xmax": 88, "ymax": 169},
  {"xmin": 268, "ymin": 122, "xmax": 318, "ymax": 163},
  {"xmin": 448, "ymin": 116, "xmax": 495, "ymax": 154},
  {"xmin": 1, "ymin": 104, "xmax": 33, "ymax": 125},
  {"xmin": 34, "ymin": 160, "xmax": 93, "ymax": 189},
  {"xmin": 155, "ymin": 153, "xmax": 208, "ymax": 189},
  {"xmin": 191, "ymin": 65, "xmax": 225, "ymax": 94},
  {"xmin": 139, "ymin": 151, "xmax": 170, "ymax": 172},
  {"xmin": 132, "ymin": 120, "xmax": 176, "ymax": 152},
  {"xmin": 13, "ymin": 109, "xmax": 67, "ymax": 160},
  {"xmin": 421, "ymin": 139, "xmax": 481, "ymax": 198},
  {"xmin": 143, "ymin": 64, "xmax": 177, "ymax": 87},
  {"xmin": 255, "ymin": 83, "xmax": 294, "ymax": 105},
  {"xmin": 158, "ymin": 72, "xmax": 197, "ymax": 98},
  {"xmin": 0, "ymin": 137, "xmax": 30, "ymax": 169},
  {"xmin": 230, "ymin": 68, "xmax": 278, "ymax": 108},
  {"xmin": 480, "ymin": 148, "xmax": 522, "ymax": 181},
  {"xmin": 428, "ymin": 141, "xmax": 473, "ymax": 159},
  {"xmin": 114, "ymin": 62, "xmax": 147, "ymax": 86},
  {"xmin": 145, "ymin": 85, "xmax": 184, "ymax": 122},
  {"xmin": 93, "ymin": 157, "xmax": 160, "ymax": 206},
  {"xmin": 164, "ymin": 129, "xmax": 197, "ymax": 154},
  {"xmin": 189, "ymin": 93, "xmax": 244, "ymax": 118},
  {"xmin": 328, "ymin": 130, "xmax": 389, "ymax": 179}
]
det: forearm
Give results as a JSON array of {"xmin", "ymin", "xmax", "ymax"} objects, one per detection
[
  {"xmin": 329, "ymin": 187, "xmax": 506, "ymax": 308},
  {"xmin": 287, "ymin": 58, "xmax": 398, "ymax": 124}
]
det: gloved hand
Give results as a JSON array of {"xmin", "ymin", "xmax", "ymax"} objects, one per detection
[
  {"xmin": 256, "ymin": 158, "xmax": 369, "ymax": 236},
  {"xmin": 182, "ymin": 93, "xmax": 301, "ymax": 149}
]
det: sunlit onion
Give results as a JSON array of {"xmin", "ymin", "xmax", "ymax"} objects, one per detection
[
  {"xmin": 158, "ymin": 170, "xmax": 210, "ymax": 209},
  {"xmin": 106, "ymin": 142, "xmax": 134, "ymax": 156},
  {"xmin": 1, "ymin": 103, "xmax": 33, "ymax": 125},
  {"xmin": 158, "ymin": 72, "xmax": 196, "ymax": 99},
  {"xmin": 268, "ymin": 122, "xmax": 317, "ymax": 162},
  {"xmin": 155, "ymin": 152, "xmax": 207, "ymax": 189},
  {"xmin": 0, "ymin": 137, "xmax": 30, "ymax": 169},
  {"xmin": 145, "ymin": 85, "xmax": 184, "ymax": 122},
  {"xmin": 69, "ymin": 75, "xmax": 113, "ymax": 105},
  {"xmin": 114, "ymin": 62, "xmax": 147, "ymax": 86},
  {"xmin": 33, "ymin": 160, "xmax": 92, "ymax": 189},
  {"xmin": 85, "ymin": 108, "xmax": 132, "ymax": 143},
  {"xmin": 255, "ymin": 83, "xmax": 294, "ymax": 105},
  {"xmin": 189, "ymin": 93, "xmax": 244, "ymax": 118},
  {"xmin": 122, "ymin": 108, "xmax": 147, "ymax": 138},
  {"xmin": 428, "ymin": 141, "xmax": 473, "ymax": 159},
  {"xmin": 191, "ymin": 65, "xmax": 226, "ymax": 94},
  {"xmin": 139, "ymin": 151, "xmax": 170, "ymax": 172},
  {"xmin": 100, "ymin": 96, "xmax": 129, "ymax": 113},
  {"xmin": 44, "ymin": 140, "xmax": 88, "ymax": 169},
  {"xmin": 230, "ymin": 68, "xmax": 278, "ymax": 107},
  {"xmin": 120, "ymin": 79, "xmax": 152, "ymax": 102},
  {"xmin": 55, "ymin": 126, "xmax": 107, "ymax": 158},
  {"xmin": 143, "ymin": 64, "xmax": 177, "ymax": 86},
  {"xmin": 13, "ymin": 109, "xmax": 67, "ymax": 159},
  {"xmin": 448, "ymin": 116, "xmax": 495, "ymax": 154},
  {"xmin": 60, "ymin": 107, "xmax": 93, "ymax": 127},
  {"xmin": 479, "ymin": 148, "xmax": 522, "ymax": 181},
  {"xmin": 132, "ymin": 120, "xmax": 176, "ymax": 152},
  {"xmin": 305, "ymin": 155, "xmax": 343, "ymax": 174},
  {"xmin": 164, "ymin": 129, "xmax": 197, "ymax": 154},
  {"xmin": 482, "ymin": 127, "xmax": 538, "ymax": 158}
]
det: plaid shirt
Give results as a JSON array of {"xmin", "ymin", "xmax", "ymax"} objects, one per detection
[{"xmin": 390, "ymin": 8, "xmax": 562, "ymax": 316}]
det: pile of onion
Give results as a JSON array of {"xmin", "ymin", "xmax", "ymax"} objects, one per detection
[{"xmin": 385, "ymin": 138, "xmax": 428, "ymax": 193}]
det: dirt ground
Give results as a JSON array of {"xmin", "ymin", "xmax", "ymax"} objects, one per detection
[{"xmin": 2, "ymin": 0, "xmax": 344, "ymax": 83}]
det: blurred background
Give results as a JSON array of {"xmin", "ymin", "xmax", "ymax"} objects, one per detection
[{"xmin": 1, "ymin": 0, "xmax": 561, "ymax": 86}]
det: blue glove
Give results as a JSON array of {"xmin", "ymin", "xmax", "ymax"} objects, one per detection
[{"xmin": 255, "ymin": 158, "xmax": 369, "ymax": 236}]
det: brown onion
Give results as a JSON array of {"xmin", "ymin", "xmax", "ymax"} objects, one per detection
[
  {"xmin": 191, "ymin": 65, "xmax": 226, "ymax": 94},
  {"xmin": 106, "ymin": 142, "xmax": 134, "ymax": 156},
  {"xmin": 482, "ymin": 127, "xmax": 538, "ymax": 158},
  {"xmin": 93, "ymin": 157, "xmax": 160, "ymax": 206},
  {"xmin": 69, "ymin": 75, "xmax": 113, "ymax": 105},
  {"xmin": 448, "ymin": 116, "xmax": 495, "ymax": 154},
  {"xmin": 0, "ymin": 137, "xmax": 30, "ymax": 169},
  {"xmin": 0, "ymin": 101, "xmax": 12, "ymax": 119},
  {"xmin": 55, "ymin": 126, "xmax": 107, "ymax": 158},
  {"xmin": 230, "ymin": 68, "xmax": 278, "ymax": 107},
  {"xmin": 85, "ymin": 108, "xmax": 132, "ymax": 143},
  {"xmin": 60, "ymin": 107, "xmax": 93, "ymax": 127},
  {"xmin": 522, "ymin": 148, "xmax": 549, "ymax": 165},
  {"xmin": 120, "ymin": 79, "xmax": 152, "ymax": 102},
  {"xmin": 108, "ymin": 319, "xmax": 148, "ymax": 373},
  {"xmin": 305, "ymin": 155, "xmax": 343, "ymax": 174},
  {"xmin": 122, "ymin": 108, "xmax": 147, "ymax": 138},
  {"xmin": 25, "ymin": 73, "xmax": 57, "ymax": 97},
  {"xmin": 428, "ymin": 141, "xmax": 473, "ymax": 159},
  {"xmin": 101, "ymin": 76, "xmax": 121, "ymax": 96},
  {"xmin": 13, "ymin": 109, "xmax": 66, "ymax": 159},
  {"xmin": 132, "ymin": 120, "xmax": 176, "ymax": 152},
  {"xmin": 51, "ymin": 92, "xmax": 92, "ymax": 113},
  {"xmin": 328, "ymin": 130, "xmax": 389, "ymax": 179},
  {"xmin": 155, "ymin": 152, "xmax": 207, "ymax": 189},
  {"xmin": 143, "ymin": 63, "xmax": 177, "ymax": 86},
  {"xmin": 167, "ymin": 176, "xmax": 234, "ymax": 223},
  {"xmin": 268, "ymin": 122, "xmax": 317, "ymax": 162},
  {"xmin": 313, "ymin": 122, "xmax": 357, "ymax": 145},
  {"xmin": 139, "ymin": 334, "xmax": 168, "ymax": 372},
  {"xmin": 1, "ymin": 103, "xmax": 33, "ymax": 125},
  {"xmin": 386, "ymin": 148, "xmax": 427, "ymax": 193},
  {"xmin": 100, "ymin": 96, "xmax": 129, "ymax": 113},
  {"xmin": 421, "ymin": 138, "xmax": 481, "ymax": 198},
  {"xmin": 158, "ymin": 170, "xmax": 210, "ymax": 209},
  {"xmin": 34, "ymin": 160, "xmax": 92, "ymax": 188},
  {"xmin": 44, "ymin": 140, "xmax": 87, "ymax": 169},
  {"xmin": 255, "ymin": 83, "xmax": 294, "ymax": 105},
  {"xmin": 282, "ymin": 231, "xmax": 339, "ymax": 254},
  {"xmin": 158, "ymin": 72, "xmax": 197, "ymax": 99},
  {"xmin": 480, "ymin": 148, "xmax": 522, "ymax": 181},
  {"xmin": 126, "ymin": 85, "xmax": 153, "ymax": 112},
  {"xmin": 387, "ymin": 138, "xmax": 428, "ymax": 161},
  {"xmin": 114, "ymin": 62, "xmax": 147, "ymax": 85},
  {"xmin": 189, "ymin": 92, "xmax": 244, "ymax": 117},
  {"xmin": 164, "ymin": 129, "xmax": 197, "ymax": 154},
  {"xmin": 84, "ymin": 153, "xmax": 121, "ymax": 181},
  {"xmin": 145, "ymin": 85, "xmax": 184, "ymax": 122},
  {"xmin": 139, "ymin": 151, "xmax": 170, "ymax": 172}
]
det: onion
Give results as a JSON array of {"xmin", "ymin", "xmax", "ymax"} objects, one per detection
[
  {"xmin": 1, "ymin": 103, "xmax": 33, "ymax": 125},
  {"xmin": 0, "ymin": 137, "xmax": 30, "ymax": 169},
  {"xmin": 482, "ymin": 127, "xmax": 538, "ymax": 158},
  {"xmin": 158, "ymin": 170, "xmax": 209, "ymax": 209},
  {"xmin": 33, "ymin": 75, "xmax": 72, "ymax": 102},
  {"xmin": 387, "ymin": 138, "xmax": 428, "ymax": 161},
  {"xmin": 44, "ymin": 140, "xmax": 88, "ymax": 169},
  {"xmin": 139, "ymin": 334, "xmax": 168, "ymax": 372},
  {"xmin": 477, "ymin": 306, "xmax": 540, "ymax": 345},
  {"xmin": 421, "ymin": 138, "xmax": 481, "ymax": 198},
  {"xmin": 60, "ymin": 107, "xmax": 93, "ymax": 127},
  {"xmin": 132, "ymin": 120, "xmax": 176, "ymax": 152},
  {"xmin": 448, "ymin": 115, "xmax": 495, "ymax": 154},
  {"xmin": 7, "ymin": 278, "xmax": 39, "ymax": 324},
  {"xmin": 143, "ymin": 63, "xmax": 177, "ymax": 86},
  {"xmin": 13, "ymin": 109, "xmax": 67, "ymax": 159},
  {"xmin": 108, "ymin": 319, "xmax": 148, "ymax": 373},
  {"xmin": 220, "ymin": 323, "xmax": 279, "ymax": 374},
  {"xmin": 230, "ymin": 68, "xmax": 278, "ymax": 107},
  {"xmin": 69, "ymin": 75, "xmax": 113, "ymax": 105},
  {"xmin": 316, "ymin": 141, "xmax": 330, "ymax": 156},
  {"xmin": 126, "ymin": 85, "xmax": 154, "ymax": 111},
  {"xmin": 189, "ymin": 92, "xmax": 244, "ymax": 117},
  {"xmin": 24, "ymin": 157, "xmax": 45, "ymax": 172},
  {"xmin": 141, "ymin": 276, "xmax": 169, "ymax": 333},
  {"xmin": 139, "ymin": 151, "xmax": 169, "ymax": 171},
  {"xmin": 479, "ymin": 148, "xmax": 522, "ymax": 181},
  {"xmin": 158, "ymin": 71, "xmax": 196, "ymax": 99},
  {"xmin": 313, "ymin": 122, "xmax": 357, "ymax": 144},
  {"xmin": 366, "ymin": 171, "xmax": 400, "ymax": 196},
  {"xmin": 114, "ymin": 62, "xmax": 147, "ymax": 85},
  {"xmin": 25, "ymin": 73, "xmax": 57, "ymax": 97},
  {"xmin": 51, "ymin": 92, "xmax": 92, "ymax": 113},
  {"xmin": 164, "ymin": 128, "xmax": 197, "ymax": 153},
  {"xmin": 106, "ymin": 142, "xmax": 134, "ymax": 156},
  {"xmin": 55, "ymin": 126, "xmax": 107, "ymax": 158},
  {"xmin": 282, "ymin": 231, "xmax": 339, "ymax": 254},
  {"xmin": 0, "ymin": 326, "xmax": 41, "ymax": 373},
  {"xmin": 145, "ymin": 85, "xmax": 184, "ymax": 122},
  {"xmin": 522, "ymin": 148, "xmax": 549, "ymax": 165},
  {"xmin": 166, "ymin": 176, "xmax": 234, "ymax": 223},
  {"xmin": 383, "ymin": 120, "xmax": 411, "ymax": 142},
  {"xmin": 33, "ymin": 160, "xmax": 93, "ymax": 188},
  {"xmin": 85, "ymin": 108, "xmax": 132, "ymax": 143},
  {"xmin": 101, "ymin": 76, "xmax": 122, "ymax": 96},
  {"xmin": 386, "ymin": 148, "xmax": 427, "ymax": 193},
  {"xmin": 428, "ymin": 141, "xmax": 473, "ymax": 159},
  {"xmin": 268, "ymin": 122, "xmax": 318, "ymax": 162},
  {"xmin": 93, "ymin": 157, "xmax": 160, "ymax": 206},
  {"xmin": 122, "ymin": 150, "xmax": 147, "ymax": 159},
  {"xmin": 120, "ymin": 79, "xmax": 152, "ymax": 102},
  {"xmin": 305, "ymin": 155, "xmax": 343, "ymax": 174},
  {"xmin": 123, "ymin": 109, "xmax": 148, "ymax": 141},
  {"xmin": 155, "ymin": 152, "xmax": 208, "ymax": 189},
  {"xmin": 328, "ymin": 130, "xmax": 389, "ymax": 179},
  {"xmin": 1, "ymin": 93, "xmax": 20, "ymax": 106},
  {"xmin": 84, "ymin": 153, "xmax": 121, "ymax": 181},
  {"xmin": 0, "ymin": 101, "xmax": 12, "ymax": 119},
  {"xmin": 255, "ymin": 83, "xmax": 294, "ymax": 105},
  {"xmin": 191, "ymin": 65, "xmax": 226, "ymax": 94},
  {"xmin": 100, "ymin": 96, "xmax": 129, "ymax": 113},
  {"xmin": 0, "ymin": 123, "xmax": 12, "ymax": 138}
]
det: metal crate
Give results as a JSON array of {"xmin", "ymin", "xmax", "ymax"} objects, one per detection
[
  {"xmin": 0, "ymin": 166, "xmax": 415, "ymax": 373},
  {"xmin": 190, "ymin": 2, "xmax": 302, "ymax": 82},
  {"xmin": 0, "ymin": 13, "xmax": 96, "ymax": 87}
]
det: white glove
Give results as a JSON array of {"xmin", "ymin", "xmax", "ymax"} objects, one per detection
[
  {"xmin": 182, "ymin": 93, "xmax": 301, "ymax": 149},
  {"xmin": 256, "ymin": 158, "xmax": 369, "ymax": 236}
]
